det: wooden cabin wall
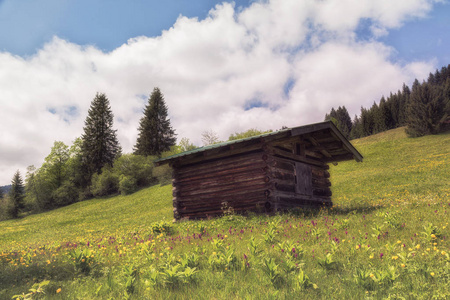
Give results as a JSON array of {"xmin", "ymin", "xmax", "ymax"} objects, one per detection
[
  {"xmin": 172, "ymin": 151, "xmax": 272, "ymax": 220},
  {"xmin": 265, "ymin": 155, "xmax": 332, "ymax": 210}
]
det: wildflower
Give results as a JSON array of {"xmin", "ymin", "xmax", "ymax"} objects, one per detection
[
  {"xmin": 415, "ymin": 244, "xmax": 421, "ymax": 250},
  {"xmin": 369, "ymin": 273, "xmax": 374, "ymax": 278},
  {"xmin": 355, "ymin": 245, "xmax": 360, "ymax": 250},
  {"xmin": 397, "ymin": 240, "xmax": 401, "ymax": 244},
  {"xmin": 56, "ymin": 288, "xmax": 62, "ymax": 293},
  {"xmin": 391, "ymin": 256, "xmax": 398, "ymax": 260},
  {"xmin": 442, "ymin": 251, "xmax": 447, "ymax": 256},
  {"xmin": 401, "ymin": 264, "xmax": 406, "ymax": 268},
  {"xmin": 430, "ymin": 272, "xmax": 435, "ymax": 277},
  {"xmin": 380, "ymin": 253, "xmax": 384, "ymax": 259},
  {"xmin": 369, "ymin": 254, "xmax": 374, "ymax": 259}
]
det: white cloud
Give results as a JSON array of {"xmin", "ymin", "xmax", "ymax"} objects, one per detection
[{"xmin": 0, "ymin": 0, "xmax": 439, "ymax": 184}]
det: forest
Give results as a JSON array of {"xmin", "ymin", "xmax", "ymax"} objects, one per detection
[{"xmin": 325, "ymin": 64, "xmax": 450, "ymax": 140}]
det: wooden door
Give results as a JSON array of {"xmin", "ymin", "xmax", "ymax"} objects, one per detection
[{"xmin": 295, "ymin": 162, "xmax": 312, "ymax": 196}]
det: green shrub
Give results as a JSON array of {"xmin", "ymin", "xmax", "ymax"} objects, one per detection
[
  {"xmin": 52, "ymin": 181, "xmax": 79, "ymax": 207},
  {"xmin": 119, "ymin": 175, "xmax": 137, "ymax": 195},
  {"xmin": 114, "ymin": 154, "xmax": 156, "ymax": 187},
  {"xmin": 152, "ymin": 165, "xmax": 172, "ymax": 186},
  {"xmin": 91, "ymin": 168, "xmax": 119, "ymax": 197}
]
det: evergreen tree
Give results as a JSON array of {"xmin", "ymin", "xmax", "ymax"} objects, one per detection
[
  {"xmin": 335, "ymin": 106, "xmax": 352, "ymax": 138},
  {"xmin": 81, "ymin": 93, "xmax": 121, "ymax": 183},
  {"xmin": 398, "ymin": 83, "xmax": 411, "ymax": 126},
  {"xmin": 406, "ymin": 82, "xmax": 446, "ymax": 137},
  {"xmin": 134, "ymin": 87, "xmax": 176, "ymax": 156},
  {"xmin": 360, "ymin": 106, "xmax": 375, "ymax": 137},
  {"xmin": 8, "ymin": 170, "xmax": 25, "ymax": 218},
  {"xmin": 0, "ymin": 186, "xmax": 3, "ymax": 199},
  {"xmin": 324, "ymin": 107, "xmax": 337, "ymax": 122},
  {"xmin": 349, "ymin": 115, "xmax": 363, "ymax": 139}
]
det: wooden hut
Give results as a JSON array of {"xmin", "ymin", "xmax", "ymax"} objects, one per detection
[{"xmin": 156, "ymin": 121, "xmax": 363, "ymax": 220}]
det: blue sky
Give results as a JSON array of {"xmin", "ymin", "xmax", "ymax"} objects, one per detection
[
  {"xmin": 0, "ymin": 0, "xmax": 449, "ymax": 184},
  {"xmin": 0, "ymin": 0, "xmax": 250, "ymax": 55},
  {"xmin": 1, "ymin": 0, "xmax": 449, "ymax": 66}
]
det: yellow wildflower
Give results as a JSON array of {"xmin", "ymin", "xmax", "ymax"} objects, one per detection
[{"xmin": 56, "ymin": 288, "xmax": 62, "ymax": 293}]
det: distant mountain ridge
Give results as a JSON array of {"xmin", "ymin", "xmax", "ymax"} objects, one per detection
[{"xmin": 0, "ymin": 185, "xmax": 11, "ymax": 194}]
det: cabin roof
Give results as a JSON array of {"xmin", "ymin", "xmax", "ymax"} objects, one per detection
[{"xmin": 156, "ymin": 121, "xmax": 363, "ymax": 166}]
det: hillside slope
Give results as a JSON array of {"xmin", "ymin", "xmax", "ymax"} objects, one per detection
[
  {"xmin": 1, "ymin": 127, "xmax": 449, "ymax": 249},
  {"xmin": 0, "ymin": 127, "xmax": 449, "ymax": 299},
  {"xmin": 331, "ymin": 127, "xmax": 449, "ymax": 208},
  {"xmin": 0, "ymin": 184, "xmax": 173, "ymax": 250}
]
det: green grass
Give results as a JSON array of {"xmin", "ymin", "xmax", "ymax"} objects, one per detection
[
  {"xmin": 1, "ymin": 127, "xmax": 449, "ymax": 299},
  {"xmin": 0, "ymin": 184, "xmax": 173, "ymax": 251}
]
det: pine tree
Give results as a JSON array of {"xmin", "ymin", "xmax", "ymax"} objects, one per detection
[
  {"xmin": 134, "ymin": 87, "xmax": 176, "ymax": 156},
  {"xmin": 0, "ymin": 186, "xmax": 3, "ymax": 199},
  {"xmin": 81, "ymin": 93, "xmax": 121, "ymax": 183},
  {"xmin": 9, "ymin": 170, "xmax": 25, "ymax": 218}
]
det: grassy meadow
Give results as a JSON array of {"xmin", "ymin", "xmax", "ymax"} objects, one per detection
[{"xmin": 0, "ymin": 127, "xmax": 449, "ymax": 299}]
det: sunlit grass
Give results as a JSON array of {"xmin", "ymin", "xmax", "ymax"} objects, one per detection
[{"xmin": 0, "ymin": 128, "xmax": 449, "ymax": 299}]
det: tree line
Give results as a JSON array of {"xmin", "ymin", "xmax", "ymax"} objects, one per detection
[
  {"xmin": 1, "ymin": 88, "xmax": 177, "ymax": 219},
  {"xmin": 325, "ymin": 64, "xmax": 450, "ymax": 139},
  {"xmin": 1, "ymin": 86, "xmax": 275, "ymax": 220}
]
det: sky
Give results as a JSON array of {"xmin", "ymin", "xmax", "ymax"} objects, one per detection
[{"xmin": 0, "ymin": 0, "xmax": 449, "ymax": 185}]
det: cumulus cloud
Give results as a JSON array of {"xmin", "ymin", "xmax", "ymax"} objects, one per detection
[{"xmin": 0, "ymin": 0, "xmax": 439, "ymax": 184}]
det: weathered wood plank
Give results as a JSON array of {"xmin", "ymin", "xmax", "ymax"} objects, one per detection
[
  {"xmin": 174, "ymin": 164, "xmax": 268, "ymax": 185},
  {"xmin": 175, "ymin": 173, "xmax": 267, "ymax": 193},
  {"xmin": 265, "ymin": 147, "xmax": 326, "ymax": 167},
  {"xmin": 175, "ymin": 181, "xmax": 270, "ymax": 198},
  {"xmin": 174, "ymin": 151, "xmax": 265, "ymax": 176}
]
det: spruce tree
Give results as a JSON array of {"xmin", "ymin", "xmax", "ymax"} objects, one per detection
[
  {"xmin": 9, "ymin": 170, "xmax": 25, "ymax": 218},
  {"xmin": 81, "ymin": 93, "xmax": 121, "ymax": 183},
  {"xmin": 406, "ymin": 82, "xmax": 446, "ymax": 137},
  {"xmin": 134, "ymin": 87, "xmax": 176, "ymax": 156},
  {"xmin": 398, "ymin": 83, "xmax": 411, "ymax": 126},
  {"xmin": 349, "ymin": 115, "xmax": 363, "ymax": 139},
  {"xmin": 336, "ymin": 106, "xmax": 352, "ymax": 138}
]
